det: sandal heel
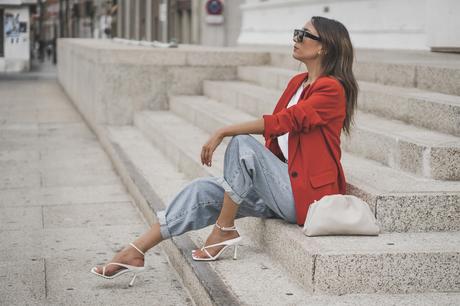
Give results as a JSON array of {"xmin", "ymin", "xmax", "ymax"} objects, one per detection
[{"xmin": 129, "ymin": 274, "xmax": 137, "ymax": 287}]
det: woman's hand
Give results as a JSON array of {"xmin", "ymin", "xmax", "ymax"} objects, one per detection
[{"xmin": 201, "ymin": 131, "xmax": 224, "ymax": 167}]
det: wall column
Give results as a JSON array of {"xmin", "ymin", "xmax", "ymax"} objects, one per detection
[
  {"xmin": 117, "ymin": 0, "xmax": 123, "ymax": 38},
  {"xmin": 146, "ymin": 0, "xmax": 152, "ymax": 41},
  {"xmin": 134, "ymin": 0, "xmax": 141, "ymax": 40},
  {"xmin": 124, "ymin": 0, "xmax": 130, "ymax": 39}
]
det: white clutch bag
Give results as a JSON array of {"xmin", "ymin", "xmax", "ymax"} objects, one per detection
[{"xmin": 302, "ymin": 194, "xmax": 380, "ymax": 236}]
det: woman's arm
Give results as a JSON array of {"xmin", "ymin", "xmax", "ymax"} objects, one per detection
[
  {"xmin": 220, "ymin": 118, "xmax": 265, "ymax": 137},
  {"xmin": 201, "ymin": 118, "xmax": 265, "ymax": 167}
]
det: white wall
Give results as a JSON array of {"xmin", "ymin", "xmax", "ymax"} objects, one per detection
[{"xmin": 238, "ymin": 0, "xmax": 460, "ymax": 50}]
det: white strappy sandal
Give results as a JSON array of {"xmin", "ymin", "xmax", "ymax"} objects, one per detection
[
  {"xmin": 90, "ymin": 242, "xmax": 146, "ymax": 287},
  {"xmin": 192, "ymin": 222, "xmax": 242, "ymax": 261}
]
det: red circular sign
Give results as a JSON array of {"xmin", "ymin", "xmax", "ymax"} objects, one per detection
[{"xmin": 206, "ymin": 0, "xmax": 223, "ymax": 15}]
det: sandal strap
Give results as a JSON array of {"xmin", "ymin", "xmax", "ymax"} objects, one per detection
[
  {"xmin": 215, "ymin": 221, "xmax": 237, "ymax": 232},
  {"xmin": 129, "ymin": 242, "xmax": 145, "ymax": 256},
  {"xmin": 202, "ymin": 247, "xmax": 213, "ymax": 259}
]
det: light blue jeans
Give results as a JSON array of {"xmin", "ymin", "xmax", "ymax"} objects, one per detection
[{"xmin": 157, "ymin": 134, "xmax": 297, "ymax": 240}]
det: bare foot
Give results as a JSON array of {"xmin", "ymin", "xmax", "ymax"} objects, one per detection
[
  {"xmin": 94, "ymin": 245, "xmax": 144, "ymax": 276},
  {"xmin": 192, "ymin": 225, "xmax": 240, "ymax": 259}
]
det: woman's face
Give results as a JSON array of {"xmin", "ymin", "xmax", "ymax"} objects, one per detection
[{"xmin": 292, "ymin": 20, "xmax": 323, "ymax": 62}]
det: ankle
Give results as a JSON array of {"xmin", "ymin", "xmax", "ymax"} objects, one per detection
[{"xmin": 216, "ymin": 220, "xmax": 235, "ymax": 229}]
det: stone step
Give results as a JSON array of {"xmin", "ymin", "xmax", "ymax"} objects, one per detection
[
  {"xmin": 203, "ymin": 80, "xmax": 460, "ymax": 181},
  {"xmin": 132, "ymin": 110, "xmax": 460, "ymax": 295},
  {"xmin": 169, "ymin": 95, "xmax": 460, "ymax": 233},
  {"xmin": 237, "ymin": 65, "xmax": 460, "ymax": 137},
  {"xmin": 101, "ymin": 124, "xmax": 460, "ymax": 303},
  {"xmin": 267, "ymin": 48, "xmax": 460, "ymax": 96}
]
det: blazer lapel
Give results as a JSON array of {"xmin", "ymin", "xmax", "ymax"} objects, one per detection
[{"xmin": 274, "ymin": 72, "xmax": 309, "ymax": 113}]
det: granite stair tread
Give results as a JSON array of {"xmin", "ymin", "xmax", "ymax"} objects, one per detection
[
  {"xmin": 203, "ymin": 79, "xmax": 460, "ymax": 180},
  {"xmin": 237, "ymin": 65, "xmax": 460, "ymax": 136}
]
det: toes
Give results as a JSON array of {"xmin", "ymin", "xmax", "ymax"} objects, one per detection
[{"xmin": 193, "ymin": 250, "xmax": 206, "ymax": 258}]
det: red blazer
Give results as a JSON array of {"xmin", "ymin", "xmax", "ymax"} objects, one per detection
[{"xmin": 263, "ymin": 72, "xmax": 347, "ymax": 225}]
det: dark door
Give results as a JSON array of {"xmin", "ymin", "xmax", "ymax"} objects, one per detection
[{"xmin": 0, "ymin": 9, "xmax": 4, "ymax": 57}]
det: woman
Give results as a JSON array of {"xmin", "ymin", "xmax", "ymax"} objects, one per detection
[{"xmin": 91, "ymin": 16, "xmax": 358, "ymax": 286}]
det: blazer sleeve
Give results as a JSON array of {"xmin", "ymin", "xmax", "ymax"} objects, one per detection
[{"xmin": 263, "ymin": 78, "xmax": 344, "ymax": 140}]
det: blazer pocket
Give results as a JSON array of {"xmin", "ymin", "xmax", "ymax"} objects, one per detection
[{"xmin": 309, "ymin": 169, "xmax": 336, "ymax": 188}]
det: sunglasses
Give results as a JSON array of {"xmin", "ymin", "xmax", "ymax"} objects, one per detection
[{"xmin": 293, "ymin": 29, "xmax": 321, "ymax": 43}]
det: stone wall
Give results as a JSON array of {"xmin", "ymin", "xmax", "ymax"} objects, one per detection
[{"xmin": 57, "ymin": 39, "xmax": 269, "ymax": 127}]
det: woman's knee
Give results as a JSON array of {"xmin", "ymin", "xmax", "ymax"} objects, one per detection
[
  {"xmin": 225, "ymin": 135, "xmax": 256, "ymax": 166},
  {"xmin": 228, "ymin": 134, "xmax": 253, "ymax": 150}
]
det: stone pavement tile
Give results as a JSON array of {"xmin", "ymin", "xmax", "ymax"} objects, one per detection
[
  {"xmin": 41, "ymin": 169, "xmax": 121, "ymax": 188},
  {"xmin": 39, "ymin": 146, "xmax": 106, "ymax": 160},
  {"xmin": 0, "ymin": 149, "xmax": 40, "ymax": 162},
  {"xmin": 0, "ymin": 229, "xmax": 44, "ymax": 262},
  {"xmin": 39, "ymin": 157, "xmax": 114, "ymax": 173},
  {"xmin": 0, "ymin": 259, "xmax": 46, "ymax": 305},
  {"xmin": 42, "ymin": 225, "xmax": 147, "ymax": 261},
  {"xmin": 39, "ymin": 123, "xmax": 94, "ymax": 139},
  {"xmin": 0, "ymin": 185, "xmax": 131, "ymax": 208},
  {"xmin": 43, "ymin": 202, "xmax": 143, "ymax": 229},
  {"xmin": 45, "ymin": 255, "xmax": 193, "ymax": 306},
  {"xmin": 0, "ymin": 188, "xmax": 39, "ymax": 207},
  {"xmin": 39, "ymin": 185, "xmax": 131, "ymax": 207},
  {"xmin": 0, "ymin": 160, "xmax": 39, "ymax": 173},
  {"xmin": 39, "ymin": 150, "xmax": 113, "ymax": 168},
  {"xmin": 38, "ymin": 141, "xmax": 103, "ymax": 153},
  {"xmin": 0, "ymin": 169, "xmax": 41, "ymax": 190},
  {"xmin": 0, "ymin": 110, "xmax": 38, "ymax": 124},
  {"xmin": 0, "ymin": 139, "xmax": 41, "ymax": 151},
  {"xmin": 0, "ymin": 123, "xmax": 39, "ymax": 138},
  {"xmin": 35, "ymin": 99, "xmax": 74, "ymax": 110},
  {"xmin": 0, "ymin": 206, "xmax": 43, "ymax": 230},
  {"xmin": 37, "ymin": 110, "xmax": 82, "ymax": 124}
]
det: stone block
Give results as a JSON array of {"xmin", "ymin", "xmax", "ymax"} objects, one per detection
[{"xmin": 42, "ymin": 201, "xmax": 142, "ymax": 228}]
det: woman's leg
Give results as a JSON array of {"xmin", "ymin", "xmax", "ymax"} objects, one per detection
[
  {"xmin": 94, "ymin": 176, "xmax": 270, "ymax": 275},
  {"xmin": 95, "ymin": 134, "xmax": 295, "ymax": 272},
  {"xmin": 193, "ymin": 134, "xmax": 298, "ymax": 258}
]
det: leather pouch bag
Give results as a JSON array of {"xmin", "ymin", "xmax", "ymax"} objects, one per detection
[{"xmin": 303, "ymin": 194, "xmax": 380, "ymax": 236}]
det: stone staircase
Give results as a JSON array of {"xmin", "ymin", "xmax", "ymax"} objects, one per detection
[{"xmin": 99, "ymin": 49, "xmax": 460, "ymax": 305}]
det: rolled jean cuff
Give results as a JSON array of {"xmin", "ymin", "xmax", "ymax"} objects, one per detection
[
  {"xmin": 216, "ymin": 176, "xmax": 245, "ymax": 205},
  {"xmin": 156, "ymin": 210, "xmax": 172, "ymax": 240}
]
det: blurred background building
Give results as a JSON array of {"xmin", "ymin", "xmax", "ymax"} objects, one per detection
[
  {"xmin": 0, "ymin": 0, "xmax": 37, "ymax": 72},
  {"xmin": 2, "ymin": 0, "xmax": 459, "ymax": 72}
]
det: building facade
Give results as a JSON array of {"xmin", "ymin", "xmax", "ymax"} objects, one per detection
[
  {"xmin": 115, "ymin": 0, "xmax": 243, "ymax": 46},
  {"xmin": 0, "ymin": 0, "xmax": 37, "ymax": 72},
  {"xmin": 238, "ymin": 0, "xmax": 460, "ymax": 51}
]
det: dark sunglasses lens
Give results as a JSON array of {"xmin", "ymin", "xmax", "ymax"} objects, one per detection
[{"xmin": 293, "ymin": 30, "xmax": 302, "ymax": 42}]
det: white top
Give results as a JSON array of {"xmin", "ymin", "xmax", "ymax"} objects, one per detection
[{"xmin": 277, "ymin": 84, "xmax": 305, "ymax": 161}]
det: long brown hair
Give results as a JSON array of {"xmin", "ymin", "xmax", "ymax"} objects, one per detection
[{"xmin": 311, "ymin": 16, "xmax": 358, "ymax": 136}]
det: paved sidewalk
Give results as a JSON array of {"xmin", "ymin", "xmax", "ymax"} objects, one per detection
[{"xmin": 0, "ymin": 78, "xmax": 194, "ymax": 305}]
